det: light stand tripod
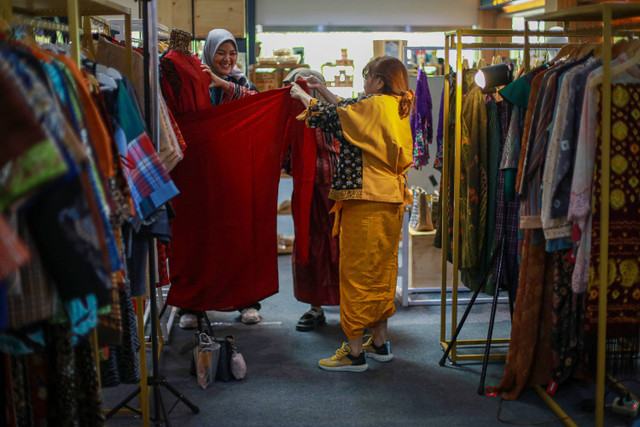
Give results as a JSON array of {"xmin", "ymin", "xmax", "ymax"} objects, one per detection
[
  {"xmin": 439, "ymin": 201, "xmax": 515, "ymax": 395},
  {"xmin": 141, "ymin": 2, "xmax": 198, "ymax": 424}
]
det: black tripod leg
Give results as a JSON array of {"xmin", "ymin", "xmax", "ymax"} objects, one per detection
[
  {"xmin": 478, "ymin": 237, "xmax": 507, "ymax": 394},
  {"xmin": 477, "ymin": 285, "xmax": 500, "ymax": 394},
  {"xmin": 160, "ymin": 378, "xmax": 200, "ymax": 414},
  {"xmin": 439, "ymin": 284, "xmax": 483, "ymax": 366}
]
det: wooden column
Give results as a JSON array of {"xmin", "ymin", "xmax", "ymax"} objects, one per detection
[{"xmin": 478, "ymin": 9, "xmax": 513, "ymax": 64}]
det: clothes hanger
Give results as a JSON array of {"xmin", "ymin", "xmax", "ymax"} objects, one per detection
[
  {"xmin": 575, "ymin": 43, "xmax": 595, "ymax": 59},
  {"xmin": 549, "ymin": 43, "xmax": 577, "ymax": 64},
  {"xmin": 589, "ymin": 43, "xmax": 640, "ymax": 87},
  {"xmin": 611, "ymin": 39, "xmax": 629, "ymax": 59},
  {"xmin": 97, "ymin": 72, "xmax": 118, "ymax": 90},
  {"xmin": 106, "ymin": 66, "xmax": 122, "ymax": 81}
]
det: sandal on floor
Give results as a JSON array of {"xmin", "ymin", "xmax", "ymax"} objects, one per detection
[{"xmin": 296, "ymin": 309, "xmax": 326, "ymax": 331}]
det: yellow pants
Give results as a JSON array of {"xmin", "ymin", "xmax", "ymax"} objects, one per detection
[{"xmin": 337, "ymin": 200, "xmax": 403, "ymax": 340}]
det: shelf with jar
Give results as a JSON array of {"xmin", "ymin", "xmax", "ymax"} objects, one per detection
[
  {"xmin": 321, "ymin": 48, "xmax": 355, "ymax": 88},
  {"xmin": 249, "ymin": 46, "xmax": 309, "ymax": 92}
]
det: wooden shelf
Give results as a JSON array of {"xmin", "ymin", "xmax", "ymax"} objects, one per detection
[
  {"xmin": 253, "ymin": 63, "xmax": 308, "ymax": 70},
  {"xmin": 12, "ymin": 0, "xmax": 130, "ymax": 16},
  {"xmin": 527, "ymin": 1, "xmax": 640, "ymax": 22}
]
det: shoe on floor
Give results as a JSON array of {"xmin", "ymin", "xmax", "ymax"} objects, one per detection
[
  {"xmin": 363, "ymin": 335, "xmax": 394, "ymax": 362},
  {"xmin": 179, "ymin": 313, "xmax": 198, "ymax": 329},
  {"xmin": 318, "ymin": 342, "xmax": 368, "ymax": 372},
  {"xmin": 296, "ymin": 308, "xmax": 326, "ymax": 331},
  {"xmin": 241, "ymin": 307, "xmax": 261, "ymax": 325}
]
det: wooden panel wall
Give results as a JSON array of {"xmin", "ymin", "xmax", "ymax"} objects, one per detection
[
  {"xmin": 194, "ymin": 0, "xmax": 245, "ymax": 39},
  {"xmin": 158, "ymin": 0, "xmax": 193, "ymax": 34}
]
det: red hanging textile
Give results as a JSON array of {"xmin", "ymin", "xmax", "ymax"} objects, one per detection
[{"xmin": 167, "ymin": 85, "xmax": 316, "ymax": 311}]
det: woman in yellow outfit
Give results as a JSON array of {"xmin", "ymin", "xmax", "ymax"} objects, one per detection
[{"xmin": 290, "ymin": 56, "xmax": 414, "ymax": 372}]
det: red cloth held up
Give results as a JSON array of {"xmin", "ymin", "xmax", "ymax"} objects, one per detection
[{"xmin": 167, "ymin": 85, "xmax": 316, "ymax": 311}]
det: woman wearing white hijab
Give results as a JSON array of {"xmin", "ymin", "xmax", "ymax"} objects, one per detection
[
  {"xmin": 179, "ymin": 29, "xmax": 261, "ymax": 328},
  {"xmin": 200, "ymin": 28, "xmax": 258, "ymax": 106}
]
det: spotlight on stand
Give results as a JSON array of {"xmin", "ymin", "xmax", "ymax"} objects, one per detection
[{"xmin": 474, "ymin": 63, "xmax": 513, "ymax": 93}]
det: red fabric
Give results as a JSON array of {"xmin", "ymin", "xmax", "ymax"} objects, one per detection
[
  {"xmin": 160, "ymin": 50, "xmax": 211, "ymax": 116},
  {"xmin": 166, "ymin": 86, "xmax": 316, "ymax": 311}
]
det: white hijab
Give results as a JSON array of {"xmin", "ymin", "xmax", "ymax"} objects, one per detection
[{"xmin": 200, "ymin": 29, "xmax": 247, "ymax": 81}]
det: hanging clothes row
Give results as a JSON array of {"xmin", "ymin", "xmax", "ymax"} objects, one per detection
[
  {"xmin": 453, "ymin": 40, "xmax": 640, "ymax": 400},
  {"xmin": 434, "ymin": 67, "xmax": 516, "ymax": 295},
  {"xmin": 0, "ymin": 21, "xmax": 181, "ymax": 425}
]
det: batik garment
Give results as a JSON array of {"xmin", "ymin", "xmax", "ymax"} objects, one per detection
[
  {"xmin": 410, "ymin": 68, "xmax": 433, "ymax": 167},
  {"xmin": 292, "ymin": 129, "xmax": 340, "ymax": 306},
  {"xmin": 487, "ymin": 230, "xmax": 554, "ymax": 400},
  {"xmin": 584, "ymin": 83, "xmax": 640, "ymax": 374}
]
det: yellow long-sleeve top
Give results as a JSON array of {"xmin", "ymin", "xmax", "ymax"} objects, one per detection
[{"xmin": 299, "ymin": 94, "xmax": 413, "ymax": 206}]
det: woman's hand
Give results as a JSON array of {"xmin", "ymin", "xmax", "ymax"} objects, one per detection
[
  {"xmin": 290, "ymin": 83, "xmax": 312, "ymax": 108},
  {"xmin": 301, "ymin": 75, "xmax": 325, "ymax": 91},
  {"xmin": 300, "ymin": 75, "xmax": 338, "ymax": 104},
  {"xmin": 289, "ymin": 82, "xmax": 306, "ymax": 100},
  {"xmin": 201, "ymin": 63, "xmax": 230, "ymax": 91}
]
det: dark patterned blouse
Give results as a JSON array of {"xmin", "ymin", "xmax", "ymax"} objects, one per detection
[{"xmin": 307, "ymin": 96, "xmax": 371, "ymax": 196}]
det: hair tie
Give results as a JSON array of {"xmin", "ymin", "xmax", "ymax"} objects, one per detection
[{"xmin": 403, "ymin": 89, "xmax": 414, "ymax": 101}]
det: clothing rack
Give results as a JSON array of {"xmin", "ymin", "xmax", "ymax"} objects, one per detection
[
  {"xmin": 439, "ymin": 28, "xmax": 584, "ymax": 366},
  {"xmin": 524, "ymin": 4, "xmax": 640, "ymax": 427},
  {"xmin": 0, "ymin": 1, "xmax": 150, "ymax": 426},
  {"xmin": 439, "ymin": 25, "xmax": 640, "ymax": 364},
  {"xmin": 9, "ymin": 13, "xmax": 83, "ymax": 35}
]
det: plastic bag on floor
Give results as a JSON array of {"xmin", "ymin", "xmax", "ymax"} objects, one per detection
[{"xmin": 194, "ymin": 332, "xmax": 220, "ymax": 389}]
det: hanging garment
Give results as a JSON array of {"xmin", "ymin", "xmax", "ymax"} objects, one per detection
[
  {"xmin": 167, "ymin": 86, "xmax": 316, "ymax": 311},
  {"xmin": 435, "ymin": 70, "xmax": 488, "ymax": 288},
  {"xmin": 292, "ymin": 128, "xmax": 340, "ymax": 306},
  {"xmin": 585, "ymin": 83, "xmax": 640, "ymax": 374},
  {"xmin": 96, "ymin": 36, "xmax": 184, "ymax": 166},
  {"xmin": 160, "ymin": 49, "xmax": 212, "ymax": 115},
  {"xmin": 568, "ymin": 55, "xmax": 640, "ymax": 293},
  {"xmin": 487, "ymin": 230, "xmax": 555, "ymax": 400},
  {"xmin": 541, "ymin": 58, "xmax": 600, "ymax": 241},
  {"xmin": 410, "ymin": 68, "xmax": 433, "ymax": 167}
]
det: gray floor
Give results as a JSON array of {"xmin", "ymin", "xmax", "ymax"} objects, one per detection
[{"xmin": 104, "ymin": 179, "xmax": 639, "ymax": 427}]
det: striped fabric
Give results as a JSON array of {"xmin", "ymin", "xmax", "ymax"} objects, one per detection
[{"xmin": 123, "ymin": 132, "xmax": 179, "ymax": 228}]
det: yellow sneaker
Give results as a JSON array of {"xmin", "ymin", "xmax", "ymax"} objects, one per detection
[
  {"xmin": 363, "ymin": 335, "xmax": 394, "ymax": 362},
  {"xmin": 318, "ymin": 342, "xmax": 368, "ymax": 372}
]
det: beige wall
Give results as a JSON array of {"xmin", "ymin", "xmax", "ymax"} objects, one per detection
[{"xmin": 256, "ymin": 0, "xmax": 479, "ymax": 29}]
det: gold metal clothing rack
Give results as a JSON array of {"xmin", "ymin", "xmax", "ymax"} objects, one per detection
[
  {"xmin": 439, "ymin": 29, "xmax": 587, "ymax": 366},
  {"xmin": 440, "ymin": 24, "xmax": 640, "ymax": 364}
]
